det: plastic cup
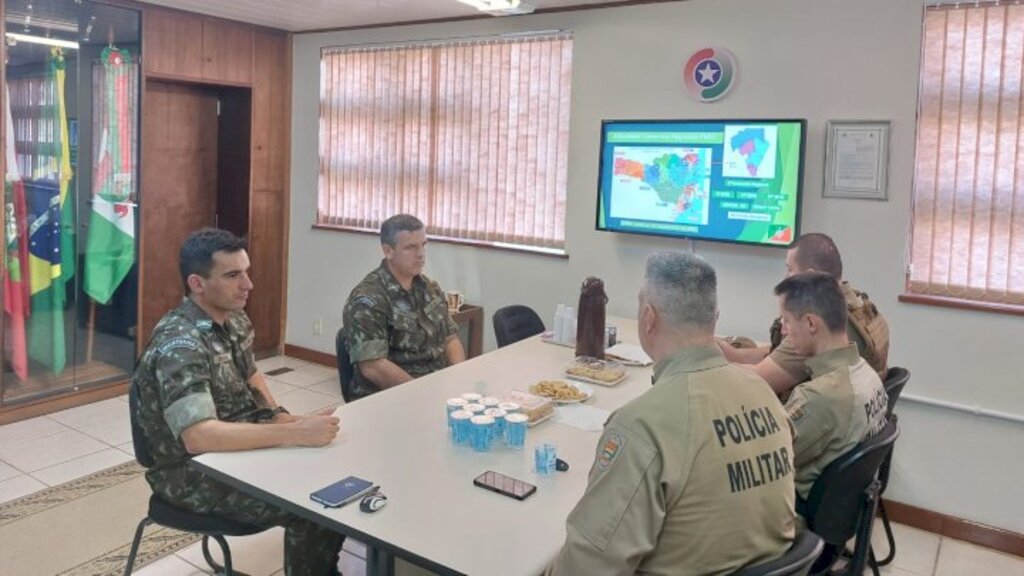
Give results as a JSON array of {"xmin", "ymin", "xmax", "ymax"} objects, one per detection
[
  {"xmin": 534, "ymin": 442, "xmax": 557, "ymax": 474},
  {"xmin": 464, "ymin": 403, "xmax": 485, "ymax": 415},
  {"xmin": 446, "ymin": 398, "xmax": 468, "ymax": 429},
  {"xmin": 505, "ymin": 413, "xmax": 528, "ymax": 449},
  {"xmin": 471, "ymin": 415, "xmax": 495, "ymax": 452},
  {"xmin": 484, "ymin": 408, "xmax": 507, "ymax": 442},
  {"xmin": 498, "ymin": 402, "xmax": 520, "ymax": 414},
  {"xmin": 461, "ymin": 392, "xmax": 483, "ymax": 403},
  {"xmin": 450, "ymin": 410, "xmax": 473, "ymax": 445},
  {"xmin": 481, "ymin": 396, "xmax": 501, "ymax": 409}
]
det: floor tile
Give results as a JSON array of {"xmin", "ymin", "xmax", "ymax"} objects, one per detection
[
  {"xmin": 30, "ymin": 447, "xmax": 134, "ymax": 486},
  {"xmin": 134, "ymin": 554, "xmax": 212, "ymax": 576},
  {"xmin": 264, "ymin": 377, "xmax": 299, "ymax": 400},
  {"xmin": 117, "ymin": 441, "xmax": 136, "ymax": 457},
  {"xmin": 876, "ymin": 566, "xmax": 921, "ymax": 576},
  {"xmin": 0, "ymin": 429, "xmax": 108, "ymax": 472},
  {"xmin": 0, "ymin": 415, "xmax": 69, "ymax": 445},
  {"xmin": 175, "ymin": 526, "xmax": 283, "ymax": 576},
  {"xmin": 305, "ymin": 377, "xmax": 343, "ymax": 398},
  {"xmin": 934, "ymin": 537, "xmax": 1024, "ymax": 576},
  {"xmin": 395, "ymin": 557, "xmax": 438, "ymax": 576},
  {"xmin": 75, "ymin": 413, "xmax": 133, "ymax": 446},
  {"xmin": 116, "ymin": 394, "xmax": 129, "ymax": 403},
  {"xmin": 0, "ymin": 474, "xmax": 47, "ymax": 504},
  {"xmin": 275, "ymin": 388, "xmax": 340, "ymax": 415},
  {"xmin": 0, "ymin": 459, "xmax": 22, "ymax": 481},
  {"xmin": 48, "ymin": 397, "xmax": 127, "ymax": 429},
  {"xmin": 257, "ymin": 356, "xmax": 310, "ymax": 373},
  {"xmin": 871, "ymin": 520, "xmax": 941, "ymax": 575},
  {"xmin": 339, "ymin": 551, "xmax": 366, "ymax": 576},
  {"xmin": 268, "ymin": 365, "xmax": 336, "ymax": 388}
]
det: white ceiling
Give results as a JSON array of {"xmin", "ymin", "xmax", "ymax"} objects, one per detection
[{"xmin": 136, "ymin": 0, "xmax": 631, "ymax": 33}]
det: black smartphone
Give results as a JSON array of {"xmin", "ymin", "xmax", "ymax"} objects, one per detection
[
  {"xmin": 309, "ymin": 476, "xmax": 376, "ymax": 508},
  {"xmin": 473, "ymin": 470, "xmax": 537, "ymax": 501}
]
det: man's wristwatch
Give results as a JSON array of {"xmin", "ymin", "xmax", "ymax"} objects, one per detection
[{"xmin": 271, "ymin": 406, "xmax": 290, "ymax": 416}]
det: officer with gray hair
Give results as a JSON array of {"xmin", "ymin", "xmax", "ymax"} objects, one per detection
[{"xmin": 547, "ymin": 251, "xmax": 796, "ymax": 576}]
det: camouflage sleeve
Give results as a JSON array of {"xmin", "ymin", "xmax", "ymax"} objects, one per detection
[
  {"xmin": 429, "ymin": 279, "xmax": 459, "ymax": 338},
  {"xmin": 768, "ymin": 337, "xmax": 812, "ymax": 382},
  {"xmin": 233, "ymin": 312, "xmax": 258, "ymax": 379},
  {"xmin": 154, "ymin": 336, "xmax": 218, "ymax": 439},
  {"xmin": 343, "ymin": 292, "xmax": 390, "ymax": 363}
]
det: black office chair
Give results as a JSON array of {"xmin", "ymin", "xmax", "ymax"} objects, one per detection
[
  {"xmin": 335, "ymin": 326, "xmax": 357, "ymax": 403},
  {"xmin": 804, "ymin": 419, "xmax": 900, "ymax": 576},
  {"xmin": 124, "ymin": 381, "xmax": 266, "ymax": 576},
  {"xmin": 493, "ymin": 305, "xmax": 545, "ymax": 348},
  {"xmin": 874, "ymin": 367, "xmax": 911, "ymax": 567},
  {"xmin": 732, "ymin": 528, "xmax": 825, "ymax": 576}
]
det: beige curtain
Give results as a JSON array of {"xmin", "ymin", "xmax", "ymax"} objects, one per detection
[
  {"xmin": 7, "ymin": 75, "xmax": 55, "ymax": 181},
  {"xmin": 318, "ymin": 33, "xmax": 572, "ymax": 251},
  {"xmin": 911, "ymin": 4, "xmax": 1024, "ymax": 305}
]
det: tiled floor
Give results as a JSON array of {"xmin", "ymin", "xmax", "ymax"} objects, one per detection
[{"xmin": 1, "ymin": 356, "xmax": 1021, "ymax": 576}]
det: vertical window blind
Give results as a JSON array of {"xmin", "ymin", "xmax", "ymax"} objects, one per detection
[
  {"xmin": 911, "ymin": 4, "xmax": 1024, "ymax": 305},
  {"xmin": 318, "ymin": 33, "xmax": 572, "ymax": 252}
]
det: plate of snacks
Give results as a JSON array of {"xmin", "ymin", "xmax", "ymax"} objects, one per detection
[
  {"xmin": 529, "ymin": 380, "xmax": 593, "ymax": 404},
  {"xmin": 565, "ymin": 356, "xmax": 628, "ymax": 386}
]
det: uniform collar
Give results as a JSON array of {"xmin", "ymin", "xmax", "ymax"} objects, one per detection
[
  {"xmin": 180, "ymin": 297, "xmax": 221, "ymax": 333},
  {"xmin": 652, "ymin": 345, "xmax": 728, "ymax": 384},
  {"xmin": 376, "ymin": 259, "xmax": 425, "ymax": 292},
  {"xmin": 805, "ymin": 343, "xmax": 860, "ymax": 378}
]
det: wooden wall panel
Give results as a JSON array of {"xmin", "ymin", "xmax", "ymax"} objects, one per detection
[
  {"xmin": 248, "ymin": 188, "xmax": 284, "ymax": 352},
  {"xmin": 251, "ymin": 31, "xmax": 287, "ymax": 191},
  {"xmin": 142, "ymin": 10, "xmax": 203, "ymax": 80},
  {"xmin": 140, "ymin": 81, "xmax": 219, "ymax": 345},
  {"xmin": 202, "ymin": 18, "xmax": 255, "ymax": 85}
]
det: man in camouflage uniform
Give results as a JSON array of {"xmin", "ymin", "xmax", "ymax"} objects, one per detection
[
  {"xmin": 773, "ymin": 272, "xmax": 888, "ymax": 502},
  {"xmin": 133, "ymin": 228, "xmax": 345, "ymax": 575},
  {"xmin": 343, "ymin": 214, "xmax": 465, "ymax": 398},
  {"xmin": 719, "ymin": 232, "xmax": 890, "ymax": 394},
  {"xmin": 546, "ymin": 253, "xmax": 795, "ymax": 576}
]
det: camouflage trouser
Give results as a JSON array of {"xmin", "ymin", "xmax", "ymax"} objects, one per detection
[{"xmin": 168, "ymin": 478, "xmax": 344, "ymax": 576}]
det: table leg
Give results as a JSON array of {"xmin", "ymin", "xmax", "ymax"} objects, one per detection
[{"xmin": 366, "ymin": 544, "xmax": 395, "ymax": 576}]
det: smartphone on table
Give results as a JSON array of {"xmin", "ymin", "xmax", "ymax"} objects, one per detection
[
  {"xmin": 310, "ymin": 476, "xmax": 376, "ymax": 508},
  {"xmin": 473, "ymin": 470, "xmax": 537, "ymax": 501}
]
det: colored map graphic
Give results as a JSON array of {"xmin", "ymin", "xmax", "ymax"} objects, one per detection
[
  {"xmin": 609, "ymin": 146, "xmax": 711, "ymax": 225},
  {"xmin": 723, "ymin": 125, "xmax": 778, "ymax": 179}
]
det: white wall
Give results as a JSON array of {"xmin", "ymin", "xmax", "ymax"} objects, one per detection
[{"xmin": 289, "ymin": 0, "xmax": 1024, "ymax": 533}]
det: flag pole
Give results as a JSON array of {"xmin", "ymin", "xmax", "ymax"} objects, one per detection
[{"xmin": 86, "ymin": 298, "xmax": 96, "ymax": 363}]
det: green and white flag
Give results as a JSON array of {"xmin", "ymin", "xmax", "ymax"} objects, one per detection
[{"xmin": 84, "ymin": 47, "xmax": 137, "ymax": 305}]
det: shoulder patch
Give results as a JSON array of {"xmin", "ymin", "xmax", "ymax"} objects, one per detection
[
  {"xmin": 195, "ymin": 319, "xmax": 213, "ymax": 331},
  {"xmin": 787, "ymin": 398, "xmax": 808, "ymax": 423},
  {"xmin": 157, "ymin": 337, "xmax": 203, "ymax": 355},
  {"xmin": 596, "ymin": 431, "xmax": 626, "ymax": 470},
  {"xmin": 352, "ymin": 295, "xmax": 378, "ymax": 309}
]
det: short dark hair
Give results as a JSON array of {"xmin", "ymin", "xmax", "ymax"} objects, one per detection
[
  {"xmin": 791, "ymin": 233, "xmax": 843, "ymax": 279},
  {"xmin": 179, "ymin": 228, "xmax": 247, "ymax": 293},
  {"xmin": 380, "ymin": 214, "xmax": 425, "ymax": 247},
  {"xmin": 774, "ymin": 271, "xmax": 847, "ymax": 333}
]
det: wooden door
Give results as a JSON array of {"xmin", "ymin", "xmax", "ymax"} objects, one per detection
[{"xmin": 140, "ymin": 81, "xmax": 219, "ymax": 346}]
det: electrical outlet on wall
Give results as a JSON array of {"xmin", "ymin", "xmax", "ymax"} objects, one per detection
[{"xmin": 313, "ymin": 318, "xmax": 324, "ymax": 336}]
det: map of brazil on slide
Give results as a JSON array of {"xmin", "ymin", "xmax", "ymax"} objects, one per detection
[
  {"xmin": 723, "ymin": 125, "xmax": 778, "ymax": 180},
  {"xmin": 610, "ymin": 146, "xmax": 712, "ymax": 226}
]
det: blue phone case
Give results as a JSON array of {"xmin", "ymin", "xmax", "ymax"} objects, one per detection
[{"xmin": 310, "ymin": 476, "xmax": 375, "ymax": 508}]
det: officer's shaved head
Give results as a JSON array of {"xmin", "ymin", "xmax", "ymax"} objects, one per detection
[
  {"xmin": 381, "ymin": 214, "xmax": 425, "ymax": 247},
  {"xmin": 790, "ymin": 233, "xmax": 843, "ymax": 279},
  {"xmin": 180, "ymin": 228, "xmax": 247, "ymax": 293},
  {"xmin": 774, "ymin": 271, "xmax": 847, "ymax": 333},
  {"xmin": 642, "ymin": 252, "xmax": 717, "ymax": 332}
]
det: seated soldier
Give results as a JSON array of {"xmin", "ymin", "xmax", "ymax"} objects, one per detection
[
  {"xmin": 774, "ymin": 272, "xmax": 889, "ymax": 503},
  {"xmin": 546, "ymin": 252, "xmax": 795, "ymax": 576},
  {"xmin": 720, "ymin": 232, "xmax": 889, "ymax": 394},
  {"xmin": 343, "ymin": 214, "xmax": 466, "ymax": 398}
]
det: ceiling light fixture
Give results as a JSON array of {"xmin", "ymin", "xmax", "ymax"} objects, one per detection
[
  {"xmin": 5, "ymin": 32, "xmax": 79, "ymax": 50},
  {"xmin": 456, "ymin": 0, "xmax": 535, "ymax": 16}
]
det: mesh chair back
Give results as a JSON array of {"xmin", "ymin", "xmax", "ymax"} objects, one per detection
[
  {"xmin": 731, "ymin": 528, "xmax": 824, "ymax": 576},
  {"xmin": 493, "ymin": 305, "xmax": 545, "ymax": 348},
  {"xmin": 805, "ymin": 419, "xmax": 900, "ymax": 544},
  {"xmin": 882, "ymin": 367, "xmax": 910, "ymax": 419},
  {"xmin": 128, "ymin": 380, "xmax": 156, "ymax": 469},
  {"xmin": 336, "ymin": 327, "xmax": 357, "ymax": 402}
]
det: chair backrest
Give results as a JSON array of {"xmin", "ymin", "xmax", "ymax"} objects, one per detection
[
  {"xmin": 128, "ymin": 379, "xmax": 156, "ymax": 469},
  {"xmin": 731, "ymin": 528, "xmax": 825, "ymax": 576},
  {"xmin": 804, "ymin": 419, "xmax": 900, "ymax": 544},
  {"xmin": 492, "ymin": 305, "xmax": 545, "ymax": 348},
  {"xmin": 336, "ymin": 326, "xmax": 356, "ymax": 403},
  {"xmin": 882, "ymin": 366, "xmax": 910, "ymax": 419}
]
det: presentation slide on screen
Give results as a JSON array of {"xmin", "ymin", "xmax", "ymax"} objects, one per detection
[{"xmin": 596, "ymin": 120, "xmax": 804, "ymax": 247}]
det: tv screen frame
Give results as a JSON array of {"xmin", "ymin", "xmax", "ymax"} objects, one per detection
[{"xmin": 595, "ymin": 118, "xmax": 807, "ymax": 249}]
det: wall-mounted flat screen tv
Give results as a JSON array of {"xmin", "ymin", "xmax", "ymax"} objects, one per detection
[{"xmin": 596, "ymin": 119, "xmax": 806, "ymax": 247}]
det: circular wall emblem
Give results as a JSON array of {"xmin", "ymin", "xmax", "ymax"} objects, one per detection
[{"xmin": 684, "ymin": 47, "xmax": 737, "ymax": 102}]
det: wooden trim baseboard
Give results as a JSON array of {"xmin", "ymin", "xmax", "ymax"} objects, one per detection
[
  {"xmin": 884, "ymin": 499, "xmax": 1024, "ymax": 558},
  {"xmin": 284, "ymin": 344, "xmax": 336, "ymax": 368},
  {"xmin": 0, "ymin": 381, "xmax": 129, "ymax": 425}
]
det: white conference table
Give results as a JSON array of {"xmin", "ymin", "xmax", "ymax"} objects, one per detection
[{"xmin": 193, "ymin": 318, "xmax": 653, "ymax": 576}]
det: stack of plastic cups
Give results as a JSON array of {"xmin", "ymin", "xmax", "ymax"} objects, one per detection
[
  {"xmin": 470, "ymin": 415, "xmax": 495, "ymax": 452},
  {"xmin": 504, "ymin": 413, "xmax": 528, "ymax": 449},
  {"xmin": 483, "ymin": 408, "xmax": 507, "ymax": 444},
  {"xmin": 481, "ymin": 396, "xmax": 501, "ymax": 410},
  {"xmin": 446, "ymin": 398, "xmax": 468, "ymax": 432},
  {"xmin": 464, "ymin": 403, "xmax": 485, "ymax": 417},
  {"xmin": 498, "ymin": 402, "xmax": 520, "ymax": 415},
  {"xmin": 450, "ymin": 410, "xmax": 473, "ymax": 445}
]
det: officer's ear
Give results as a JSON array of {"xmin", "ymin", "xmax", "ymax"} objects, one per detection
[
  {"xmin": 805, "ymin": 313, "xmax": 824, "ymax": 335},
  {"xmin": 186, "ymin": 273, "xmax": 206, "ymax": 295}
]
